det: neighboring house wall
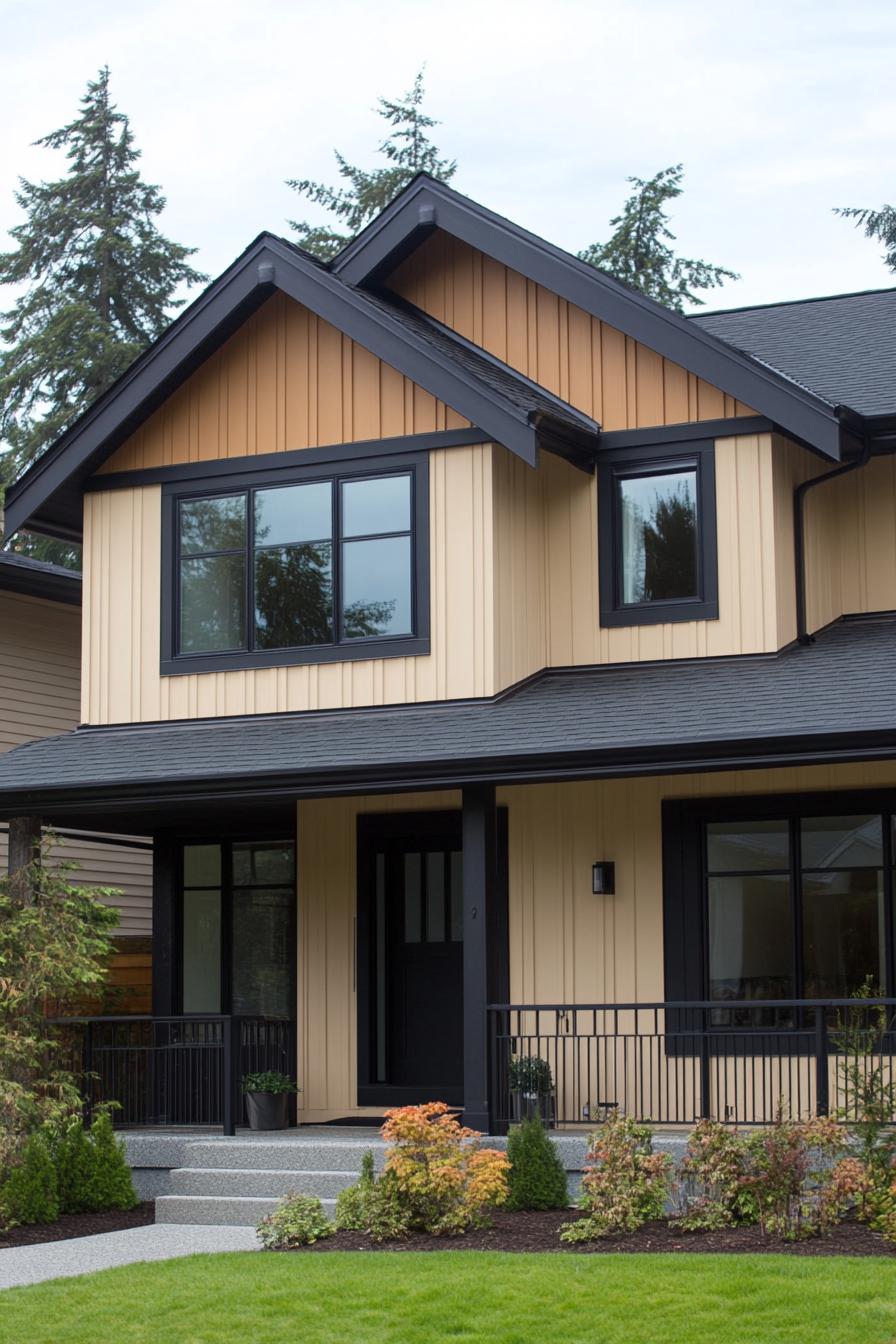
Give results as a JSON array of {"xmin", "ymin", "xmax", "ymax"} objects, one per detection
[
  {"xmin": 0, "ymin": 587, "xmax": 152, "ymax": 937},
  {"xmin": 387, "ymin": 232, "xmax": 756, "ymax": 428},
  {"xmin": 296, "ymin": 758, "xmax": 896, "ymax": 1121}
]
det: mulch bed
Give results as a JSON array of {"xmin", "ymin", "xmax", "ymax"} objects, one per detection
[
  {"xmin": 293, "ymin": 1209, "xmax": 896, "ymax": 1256},
  {"xmin": 0, "ymin": 1202, "xmax": 155, "ymax": 1250}
]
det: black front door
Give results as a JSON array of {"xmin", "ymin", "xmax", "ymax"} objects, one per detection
[{"xmin": 359, "ymin": 814, "xmax": 464, "ymax": 1106}]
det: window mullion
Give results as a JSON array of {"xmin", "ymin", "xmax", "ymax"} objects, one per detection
[
  {"xmin": 792, "ymin": 815, "xmax": 804, "ymax": 1001},
  {"xmin": 246, "ymin": 490, "xmax": 255, "ymax": 654},
  {"xmin": 332, "ymin": 477, "xmax": 341, "ymax": 646},
  {"xmin": 884, "ymin": 813, "xmax": 895, "ymax": 996}
]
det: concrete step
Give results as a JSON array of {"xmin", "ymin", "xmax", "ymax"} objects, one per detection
[
  {"xmin": 155, "ymin": 1193, "xmax": 337, "ymax": 1227},
  {"xmin": 181, "ymin": 1139, "xmax": 386, "ymax": 1172},
  {"xmin": 169, "ymin": 1167, "xmax": 360, "ymax": 1199}
]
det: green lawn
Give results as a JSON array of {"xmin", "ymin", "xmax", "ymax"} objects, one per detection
[{"xmin": 2, "ymin": 1252, "xmax": 896, "ymax": 1344}]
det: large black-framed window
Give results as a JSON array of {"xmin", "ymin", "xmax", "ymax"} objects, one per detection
[
  {"xmin": 178, "ymin": 837, "xmax": 296, "ymax": 1018},
  {"xmin": 664, "ymin": 791, "xmax": 896, "ymax": 1026},
  {"xmin": 160, "ymin": 452, "xmax": 430, "ymax": 675},
  {"xmin": 598, "ymin": 440, "xmax": 718, "ymax": 628}
]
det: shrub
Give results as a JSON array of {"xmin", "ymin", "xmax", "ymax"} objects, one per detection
[
  {"xmin": 378, "ymin": 1101, "xmax": 509, "ymax": 1237},
  {"xmin": 257, "ymin": 1193, "xmax": 332, "ymax": 1249},
  {"xmin": 508, "ymin": 1056, "xmax": 553, "ymax": 1096},
  {"xmin": 242, "ymin": 1071, "xmax": 298, "ymax": 1095},
  {"xmin": 741, "ymin": 1110, "xmax": 848, "ymax": 1240},
  {"xmin": 675, "ymin": 1120, "xmax": 756, "ymax": 1231},
  {"xmin": 334, "ymin": 1149, "xmax": 377, "ymax": 1231},
  {"xmin": 0, "ymin": 1131, "xmax": 59, "ymax": 1229},
  {"xmin": 506, "ymin": 1118, "xmax": 568, "ymax": 1210},
  {"xmin": 833, "ymin": 982, "xmax": 896, "ymax": 1220},
  {"xmin": 51, "ymin": 1113, "xmax": 138, "ymax": 1214},
  {"xmin": 560, "ymin": 1113, "xmax": 671, "ymax": 1242}
]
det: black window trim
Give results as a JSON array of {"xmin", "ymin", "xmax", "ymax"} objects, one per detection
[
  {"xmin": 598, "ymin": 438, "xmax": 718, "ymax": 628},
  {"xmin": 664, "ymin": 788, "xmax": 896, "ymax": 1012},
  {"xmin": 160, "ymin": 450, "xmax": 430, "ymax": 675}
]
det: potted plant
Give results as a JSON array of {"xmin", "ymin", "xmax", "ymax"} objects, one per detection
[
  {"xmin": 509, "ymin": 1055, "xmax": 555, "ymax": 1126},
  {"xmin": 242, "ymin": 1071, "xmax": 299, "ymax": 1131}
]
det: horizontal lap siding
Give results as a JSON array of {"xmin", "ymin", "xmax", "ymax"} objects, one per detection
[
  {"xmin": 389, "ymin": 234, "xmax": 755, "ymax": 428},
  {"xmin": 96, "ymin": 293, "xmax": 469, "ymax": 474},
  {"xmin": 83, "ymin": 442, "xmax": 495, "ymax": 722},
  {"xmin": 0, "ymin": 591, "xmax": 152, "ymax": 935},
  {"xmin": 300, "ymin": 761, "xmax": 896, "ymax": 1121}
]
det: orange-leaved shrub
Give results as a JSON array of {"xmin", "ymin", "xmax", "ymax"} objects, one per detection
[
  {"xmin": 376, "ymin": 1101, "xmax": 510, "ymax": 1237},
  {"xmin": 561, "ymin": 1113, "xmax": 672, "ymax": 1242}
]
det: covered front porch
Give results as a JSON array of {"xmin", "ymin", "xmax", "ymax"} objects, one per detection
[{"xmin": 39, "ymin": 757, "xmax": 896, "ymax": 1135}]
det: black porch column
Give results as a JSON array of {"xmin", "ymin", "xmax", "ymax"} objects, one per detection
[
  {"xmin": 462, "ymin": 784, "xmax": 497, "ymax": 1133},
  {"xmin": 151, "ymin": 836, "xmax": 177, "ymax": 1016}
]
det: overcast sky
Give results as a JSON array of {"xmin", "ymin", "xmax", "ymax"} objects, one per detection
[{"xmin": 2, "ymin": 0, "xmax": 895, "ymax": 311}]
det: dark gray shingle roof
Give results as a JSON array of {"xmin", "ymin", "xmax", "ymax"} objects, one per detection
[
  {"xmin": 0, "ymin": 615, "xmax": 893, "ymax": 812},
  {"xmin": 692, "ymin": 289, "xmax": 896, "ymax": 417},
  {"xmin": 0, "ymin": 550, "xmax": 82, "ymax": 604}
]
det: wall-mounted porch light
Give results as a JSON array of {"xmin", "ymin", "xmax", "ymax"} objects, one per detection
[{"xmin": 591, "ymin": 861, "xmax": 615, "ymax": 895}]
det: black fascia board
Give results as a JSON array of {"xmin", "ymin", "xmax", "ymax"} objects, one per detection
[
  {"xmin": 4, "ymin": 233, "xmax": 566, "ymax": 539},
  {"xmin": 0, "ymin": 554, "xmax": 82, "ymax": 606},
  {"xmin": 333, "ymin": 176, "xmax": 845, "ymax": 462},
  {"xmin": 3, "ymin": 726, "xmax": 896, "ymax": 825}
]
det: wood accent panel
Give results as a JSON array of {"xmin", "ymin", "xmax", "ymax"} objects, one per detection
[
  {"xmin": 82, "ymin": 442, "xmax": 496, "ymax": 723},
  {"xmin": 0, "ymin": 589, "xmax": 153, "ymax": 935},
  {"xmin": 50, "ymin": 936, "xmax": 152, "ymax": 1016},
  {"xmin": 298, "ymin": 759, "xmax": 896, "ymax": 1121},
  {"xmin": 97, "ymin": 292, "xmax": 469, "ymax": 475},
  {"xmin": 389, "ymin": 234, "xmax": 755, "ymax": 429},
  {"xmin": 493, "ymin": 432, "xmax": 785, "ymax": 688}
]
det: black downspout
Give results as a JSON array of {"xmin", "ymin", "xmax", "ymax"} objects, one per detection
[{"xmin": 794, "ymin": 432, "xmax": 872, "ymax": 645}]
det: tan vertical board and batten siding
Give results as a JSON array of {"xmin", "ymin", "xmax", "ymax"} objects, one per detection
[
  {"xmin": 83, "ymin": 439, "xmax": 495, "ymax": 722},
  {"xmin": 771, "ymin": 435, "xmax": 896, "ymax": 640},
  {"xmin": 297, "ymin": 761, "xmax": 896, "ymax": 1122},
  {"xmin": 388, "ymin": 234, "xmax": 756, "ymax": 428},
  {"xmin": 492, "ymin": 432, "xmax": 785, "ymax": 689},
  {"xmin": 0, "ymin": 590, "xmax": 152, "ymax": 935},
  {"xmin": 96, "ymin": 293, "xmax": 469, "ymax": 474}
]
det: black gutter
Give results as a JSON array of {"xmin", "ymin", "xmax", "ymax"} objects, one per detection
[{"xmin": 794, "ymin": 431, "xmax": 873, "ymax": 644}]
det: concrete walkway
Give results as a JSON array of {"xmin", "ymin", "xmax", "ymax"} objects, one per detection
[{"xmin": 0, "ymin": 1223, "xmax": 260, "ymax": 1290}]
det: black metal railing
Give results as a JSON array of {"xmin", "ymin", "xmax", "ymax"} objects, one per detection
[
  {"xmin": 50, "ymin": 1015, "xmax": 296, "ymax": 1134},
  {"xmin": 488, "ymin": 1000, "xmax": 896, "ymax": 1129}
]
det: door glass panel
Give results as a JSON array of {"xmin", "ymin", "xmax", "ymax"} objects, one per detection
[
  {"xmin": 182, "ymin": 890, "xmax": 221, "ymax": 1013},
  {"xmin": 449, "ymin": 850, "xmax": 463, "ymax": 942},
  {"xmin": 708, "ymin": 874, "xmax": 794, "ymax": 1015},
  {"xmin": 802, "ymin": 870, "xmax": 885, "ymax": 999},
  {"xmin": 231, "ymin": 887, "xmax": 294, "ymax": 1017},
  {"xmin": 233, "ymin": 841, "xmax": 295, "ymax": 886},
  {"xmin": 404, "ymin": 853, "xmax": 422, "ymax": 943},
  {"xmin": 374, "ymin": 853, "xmax": 387, "ymax": 1082},
  {"xmin": 426, "ymin": 852, "xmax": 445, "ymax": 943}
]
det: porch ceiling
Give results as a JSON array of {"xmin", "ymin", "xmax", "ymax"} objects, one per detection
[{"xmin": 0, "ymin": 613, "xmax": 895, "ymax": 830}]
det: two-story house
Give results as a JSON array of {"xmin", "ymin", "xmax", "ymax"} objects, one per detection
[{"xmin": 1, "ymin": 175, "xmax": 894, "ymax": 1131}]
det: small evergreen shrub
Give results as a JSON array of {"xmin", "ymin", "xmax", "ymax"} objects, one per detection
[
  {"xmin": 0, "ymin": 1131, "xmax": 59, "ymax": 1228},
  {"xmin": 52, "ymin": 1113, "xmax": 138, "ymax": 1214},
  {"xmin": 506, "ymin": 1118, "xmax": 568, "ymax": 1210},
  {"xmin": 376, "ymin": 1101, "xmax": 509, "ymax": 1237},
  {"xmin": 334, "ymin": 1149, "xmax": 377, "ymax": 1231},
  {"xmin": 257, "ymin": 1193, "xmax": 332, "ymax": 1249},
  {"xmin": 560, "ymin": 1113, "xmax": 671, "ymax": 1242}
]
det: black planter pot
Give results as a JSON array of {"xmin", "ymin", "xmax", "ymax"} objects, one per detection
[
  {"xmin": 510, "ymin": 1089, "xmax": 556, "ymax": 1127},
  {"xmin": 245, "ymin": 1091, "xmax": 289, "ymax": 1131}
]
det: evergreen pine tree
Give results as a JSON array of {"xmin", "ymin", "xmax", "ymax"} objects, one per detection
[
  {"xmin": 505, "ymin": 1117, "xmax": 569, "ymax": 1211},
  {"xmin": 0, "ymin": 1131, "xmax": 59, "ymax": 1228},
  {"xmin": 835, "ymin": 201, "xmax": 896, "ymax": 273},
  {"xmin": 287, "ymin": 68, "xmax": 456, "ymax": 261},
  {"xmin": 579, "ymin": 164, "xmax": 738, "ymax": 312},
  {"xmin": 0, "ymin": 66, "xmax": 207, "ymax": 560},
  {"xmin": 85, "ymin": 1111, "xmax": 139, "ymax": 1211}
]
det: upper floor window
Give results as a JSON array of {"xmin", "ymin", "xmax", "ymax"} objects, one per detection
[
  {"xmin": 161, "ymin": 454, "xmax": 429, "ymax": 674},
  {"xmin": 598, "ymin": 441, "xmax": 718, "ymax": 627}
]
